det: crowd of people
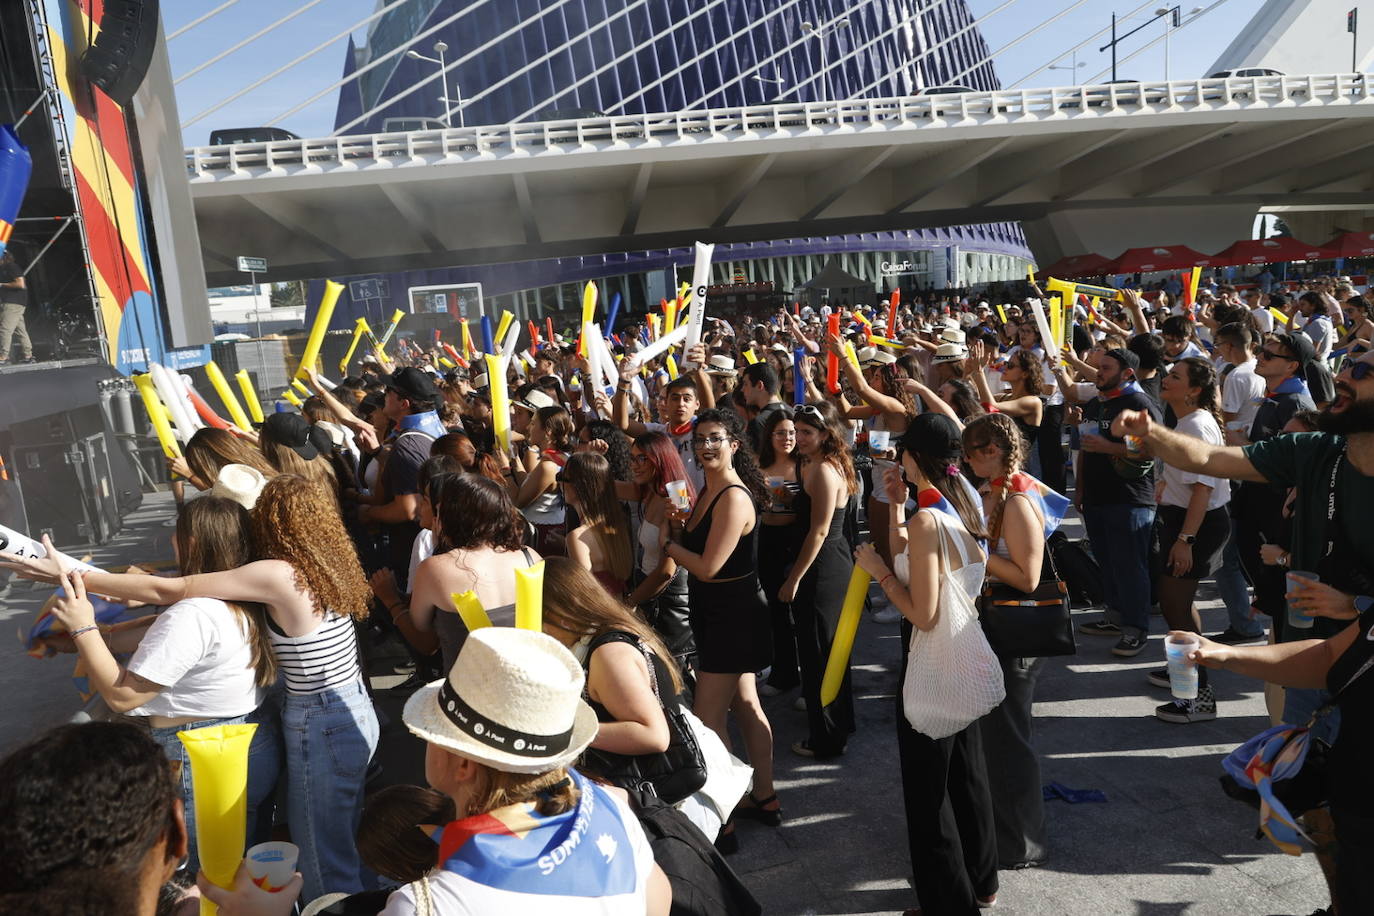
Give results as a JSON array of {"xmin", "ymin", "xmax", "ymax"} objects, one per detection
[{"xmin": 2, "ymin": 268, "xmax": 1374, "ymax": 915}]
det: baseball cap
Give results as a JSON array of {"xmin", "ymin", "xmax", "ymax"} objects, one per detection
[
  {"xmin": 387, "ymin": 367, "xmax": 438, "ymax": 405},
  {"xmin": 1277, "ymin": 332, "xmax": 1315, "ymax": 367}
]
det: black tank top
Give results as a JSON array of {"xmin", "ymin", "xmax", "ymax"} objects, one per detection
[{"xmin": 681, "ymin": 484, "xmax": 756, "ymax": 580}]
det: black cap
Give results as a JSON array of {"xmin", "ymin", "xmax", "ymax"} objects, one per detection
[
  {"xmin": 1268, "ymin": 291, "xmax": 1289, "ymax": 308},
  {"xmin": 898, "ymin": 413, "xmax": 963, "ymax": 463},
  {"xmin": 1277, "ymin": 332, "xmax": 1315, "ymax": 367},
  {"xmin": 1103, "ymin": 347, "xmax": 1140, "ymax": 372},
  {"xmin": 261, "ymin": 412, "xmax": 321, "ymax": 461},
  {"xmin": 386, "ymin": 367, "xmax": 438, "ymax": 406}
]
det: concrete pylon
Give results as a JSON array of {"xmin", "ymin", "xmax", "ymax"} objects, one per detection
[{"xmin": 1208, "ymin": 0, "xmax": 1374, "ymax": 75}]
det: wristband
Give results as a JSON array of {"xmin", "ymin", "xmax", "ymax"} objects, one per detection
[
  {"xmin": 879, "ymin": 573, "xmax": 895, "ymax": 589},
  {"xmin": 69, "ymin": 624, "xmax": 100, "ymax": 640}
]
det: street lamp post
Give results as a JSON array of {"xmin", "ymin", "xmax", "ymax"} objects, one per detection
[
  {"xmin": 1101, "ymin": 6, "xmax": 1200, "ymax": 82},
  {"xmin": 800, "ymin": 17, "xmax": 849, "ymax": 101},
  {"xmin": 406, "ymin": 40, "xmax": 460, "ymax": 127},
  {"xmin": 1047, "ymin": 53, "xmax": 1086, "ymax": 82}
]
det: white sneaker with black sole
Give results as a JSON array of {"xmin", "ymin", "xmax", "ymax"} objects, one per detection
[{"xmin": 1155, "ymin": 685, "xmax": 1217, "ymax": 723}]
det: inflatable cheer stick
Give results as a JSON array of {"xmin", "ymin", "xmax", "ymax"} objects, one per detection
[
  {"xmin": 545, "ymin": 317, "xmax": 556, "ymax": 350},
  {"xmin": 460, "ymin": 318, "xmax": 474, "ymax": 358},
  {"xmin": 280, "ymin": 390, "xmax": 303, "ymax": 408},
  {"xmin": 486, "ymin": 354, "xmax": 510, "ymax": 450},
  {"xmin": 480, "ymin": 315, "xmax": 495, "ymax": 356},
  {"xmin": 450, "ymin": 590, "xmax": 493, "ymax": 631},
  {"xmin": 821, "ymin": 567, "xmax": 873, "ymax": 706},
  {"xmin": 132, "ymin": 373, "xmax": 182, "ymax": 459},
  {"xmin": 0, "ymin": 125, "xmax": 33, "ymax": 260},
  {"xmin": 338, "ymin": 318, "xmax": 369, "ymax": 376},
  {"xmin": 377, "ymin": 309, "xmax": 406, "ymax": 349},
  {"xmin": 515, "ymin": 560, "xmax": 546, "ymax": 632},
  {"xmin": 628, "ymin": 323, "xmax": 689, "ymax": 368},
  {"xmin": 793, "ymin": 347, "xmax": 807, "ymax": 406},
  {"xmin": 1026, "ymin": 298, "xmax": 1059, "ymax": 362},
  {"xmin": 297, "ymin": 280, "xmax": 342, "ymax": 379},
  {"xmin": 663, "ymin": 299, "xmax": 678, "ymax": 342},
  {"xmin": 886, "ymin": 290, "xmax": 900, "ymax": 337},
  {"xmin": 682, "ymin": 242, "xmax": 713, "ymax": 368},
  {"xmin": 180, "ymin": 724, "xmax": 257, "ymax": 915},
  {"xmin": 742, "ymin": 348, "xmax": 758, "ymax": 365},
  {"xmin": 664, "ymin": 354, "xmax": 679, "ymax": 380},
  {"xmin": 205, "ymin": 361, "xmax": 251, "ymax": 430},
  {"xmin": 577, "ymin": 283, "xmax": 598, "ymax": 357},
  {"xmin": 604, "ymin": 292, "xmax": 622, "ymax": 338},
  {"xmin": 495, "ymin": 310, "xmax": 516, "ymax": 349},
  {"xmin": 150, "ymin": 363, "xmax": 199, "ymax": 443},
  {"xmin": 186, "ymin": 385, "xmax": 232, "ymax": 430},
  {"xmin": 826, "ymin": 313, "xmax": 841, "ymax": 394},
  {"xmin": 234, "ymin": 370, "xmax": 265, "ymax": 424}
]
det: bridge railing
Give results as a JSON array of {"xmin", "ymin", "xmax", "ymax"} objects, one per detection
[{"xmin": 186, "ymin": 73, "xmax": 1371, "ymax": 180}]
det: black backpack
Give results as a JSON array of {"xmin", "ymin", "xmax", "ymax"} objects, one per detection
[
  {"xmin": 1048, "ymin": 531, "xmax": 1105, "ymax": 608},
  {"xmin": 625, "ymin": 789, "xmax": 762, "ymax": 916}
]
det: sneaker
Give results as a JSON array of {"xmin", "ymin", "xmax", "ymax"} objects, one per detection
[
  {"xmin": 1112, "ymin": 633, "xmax": 1147, "ymax": 657},
  {"xmin": 1155, "ymin": 685, "xmax": 1217, "ymax": 723},
  {"xmin": 873, "ymin": 605, "xmax": 903, "ymax": 624},
  {"xmin": 1078, "ymin": 619, "xmax": 1121, "ymax": 637},
  {"xmin": 1211, "ymin": 627, "xmax": 1266, "ymax": 645},
  {"xmin": 1146, "ymin": 668, "xmax": 1171, "ymax": 689}
]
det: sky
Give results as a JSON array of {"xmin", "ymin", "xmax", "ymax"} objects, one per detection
[{"xmin": 164, "ymin": 0, "xmax": 1274, "ymax": 147}]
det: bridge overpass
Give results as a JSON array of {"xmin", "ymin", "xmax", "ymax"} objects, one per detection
[{"xmin": 187, "ymin": 73, "xmax": 1374, "ymax": 286}]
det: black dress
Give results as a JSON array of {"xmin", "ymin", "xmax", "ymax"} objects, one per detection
[
  {"xmin": 680, "ymin": 484, "xmax": 772, "ymax": 675},
  {"xmin": 791, "ymin": 483, "xmax": 856, "ymax": 756},
  {"xmin": 759, "ymin": 472, "xmax": 804, "ymax": 691}
]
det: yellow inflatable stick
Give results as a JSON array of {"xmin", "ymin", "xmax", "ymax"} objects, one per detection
[
  {"xmin": 290, "ymin": 378, "xmax": 310, "ymax": 397},
  {"xmin": 438, "ymin": 356, "xmax": 456, "ymax": 369},
  {"xmin": 281, "ymin": 390, "xmax": 303, "ymax": 408},
  {"xmin": 664, "ymin": 354, "xmax": 679, "ymax": 379},
  {"xmin": 1269, "ymin": 306, "xmax": 1291, "ymax": 327},
  {"xmin": 451, "ymin": 590, "xmax": 493, "ymax": 631},
  {"xmin": 821, "ymin": 568, "xmax": 873, "ymax": 706},
  {"xmin": 869, "ymin": 336, "xmax": 904, "ymax": 349},
  {"xmin": 495, "ymin": 310, "xmax": 515, "ymax": 349},
  {"xmin": 297, "ymin": 280, "xmax": 342, "ymax": 379},
  {"xmin": 1026, "ymin": 264, "xmax": 1037, "ymax": 284},
  {"xmin": 995, "ymin": 304, "xmax": 1008, "ymax": 325},
  {"xmin": 647, "ymin": 313, "xmax": 660, "ymax": 340},
  {"xmin": 133, "ymin": 373, "xmax": 182, "ymax": 459},
  {"xmin": 204, "ymin": 361, "xmax": 251, "ymax": 431},
  {"xmin": 339, "ymin": 318, "xmax": 369, "ymax": 375},
  {"xmin": 515, "ymin": 560, "xmax": 546, "ymax": 632},
  {"xmin": 843, "ymin": 340, "xmax": 861, "ymax": 373},
  {"xmin": 742, "ymin": 348, "xmax": 758, "ymax": 365},
  {"xmin": 486, "ymin": 354, "xmax": 510, "ymax": 450},
  {"xmin": 578, "ymin": 283, "xmax": 597, "ymax": 357},
  {"xmin": 663, "ymin": 300, "xmax": 678, "ymax": 340},
  {"xmin": 378, "ymin": 309, "xmax": 406, "ymax": 349},
  {"xmin": 460, "ymin": 319, "xmax": 474, "ymax": 358},
  {"xmin": 179, "ymin": 724, "xmax": 257, "ymax": 915},
  {"xmin": 234, "ymin": 370, "xmax": 265, "ymax": 424}
]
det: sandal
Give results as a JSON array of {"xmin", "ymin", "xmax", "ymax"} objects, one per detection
[
  {"xmin": 733, "ymin": 792, "xmax": 782, "ymax": 827},
  {"xmin": 713, "ymin": 822, "xmax": 739, "ymax": 855}
]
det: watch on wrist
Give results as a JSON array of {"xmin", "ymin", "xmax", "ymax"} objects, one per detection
[{"xmin": 1176, "ymin": 533, "xmax": 1196, "ymax": 545}]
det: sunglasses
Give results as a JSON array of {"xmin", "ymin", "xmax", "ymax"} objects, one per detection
[
  {"xmin": 1258, "ymin": 348, "xmax": 1293, "ymax": 362},
  {"xmin": 1348, "ymin": 361, "xmax": 1374, "ymax": 381},
  {"xmin": 795, "ymin": 404, "xmax": 825, "ymax": 422}
]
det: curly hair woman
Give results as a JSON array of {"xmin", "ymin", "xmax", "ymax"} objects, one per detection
[{"xmin": 13, "ymin": 475, "xmax": 380, "ymax": 900}]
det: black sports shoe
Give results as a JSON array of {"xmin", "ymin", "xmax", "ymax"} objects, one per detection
[
  {"xmin": 1211, "ymin": 627, "xmax": 1266, "ymax": 645},
  {"xmin": 1155, "ymin": 685, "xmax": 1217, "ymax": 723},
  {"xmin": 1078, "ymin": 619, "xmax": 1121, "ymax": 637},
  {"xmin": 1112, "ymin": 633, "xmax": 1147, "ymax": 657},
  {"xmin": 1146, "ymin": 668, "xmax": 1171, "ymax": 689}
]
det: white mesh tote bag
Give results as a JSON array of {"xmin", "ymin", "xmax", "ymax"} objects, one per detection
[{"xmin": 902, "ymin": 509, "xmax": 1006, "ymax": 739}]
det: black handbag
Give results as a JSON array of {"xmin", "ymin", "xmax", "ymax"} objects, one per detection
[
  {"xmin": 578, "ymin": 631, "xmax": 708, "ymax": 804},
  {"xmin": 978, "ymin": 539, "xmax": 1077, "ymax": 658}
]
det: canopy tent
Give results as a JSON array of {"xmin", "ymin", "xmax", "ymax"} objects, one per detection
[
  {"xmin": 1198, "ymin": 237, "xmax": 1327, "ymax": 267},
  {"xmin": 1318, "ymin": 231, "xmax": 1374, "ymax": 259},
  {"xmin": 797, "ymin": 258, "xmax": 875, "ymax": 309},
  {"xmin": 1106, "ymin": 245, "xmax": 1211, "ymax": 274},
  {"xmin": 1036, "ymin": 253, "xmax": 1115, "ymax": 279}
]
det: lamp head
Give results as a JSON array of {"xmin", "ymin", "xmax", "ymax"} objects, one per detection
[
  {"xmin": 801, "ymin": 20, "xmax": 815, "ymax": 33},
  {"xmin": 434, "ymin": 40, "xmax": 448, "ymax": 54},
  {"xmin": 406, "ymin": 50, "xmax": 421, "ymax": 59}
]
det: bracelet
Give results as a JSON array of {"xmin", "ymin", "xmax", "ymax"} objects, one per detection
[
  {"xmin": 879, "ymin": 573, "xmax": 895, "ymax": 589},
  {"xmin": 69, "ymin": 624, "xmax": 100, "ymax": 640}
]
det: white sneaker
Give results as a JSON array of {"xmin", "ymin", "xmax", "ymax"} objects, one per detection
[{"xmin": 873, "ymin": 606, "xmax": 903, "ymax": 624}]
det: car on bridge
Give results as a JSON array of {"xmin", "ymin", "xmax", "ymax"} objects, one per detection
[{"xmin": 208, "ymin": 126, "xmax": 301, "ymax": 146}]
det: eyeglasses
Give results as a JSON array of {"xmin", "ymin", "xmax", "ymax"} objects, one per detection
[
  {"xmin": 772, "ymin": 428, "xmax": 796, "ymax": 438},
  {"xmin": 629, "ymin": 453, "xmax": 650, "ymax": 464},
  {"xmin": 692, "ymin": 435, "xmax": 731, "ymax": 450}
]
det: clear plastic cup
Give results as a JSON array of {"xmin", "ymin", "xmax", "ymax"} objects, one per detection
[
  {"xmin": 868, "ymin": 429, "xmax": 891, "ymax": 452},
  {"xmin": 1164, "ymin": 633, "xmax": 1201, "ymax": 700},
  {"xmin": 764, "ymin": 476, "xmax": 785, "ymax": 512},
  {"xmin": 244, "ymin": 841, "xmax": 298, "ymax": 893},
  {"xmin": 666, "ymin": 479, "xmax": 690, "ymax": 511},
  {"xmin": 1286, "ymin": 571, "xmax": 1319, "ymax": 630}
]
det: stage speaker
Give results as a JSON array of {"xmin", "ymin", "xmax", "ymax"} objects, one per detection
[{"xmin": 78, "ymin": 0, "xmax": 160, "ymax": 107}]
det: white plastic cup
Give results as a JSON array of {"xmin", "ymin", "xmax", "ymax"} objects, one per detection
[
  {"xmin": 1164, "ymin": 633, "xmax": 1201, "ymax": 700},
  {"xmin": 1286, "ymin": 571, "xmax": 1319, "ymax": 630},
  {"xmin": 868, "ymin": 429, "xmax": 891, "ymax": 452},
  {"xmin": 765, "ymin": 476, "xmax": 785, "ymax": 511},
  {"xmin": 666, "ymin": 479, "xmax": 690, "ymax": 511},
  {"xmin": 244, "ymin": 841, "xmax": 298, "ymax": 893}
]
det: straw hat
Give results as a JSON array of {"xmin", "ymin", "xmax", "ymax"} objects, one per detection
[
  {"xmin": 211, "ymin": 464, "xmax": 269, "ymax": 510},
  {"xmin": 938, "ymin": 326, "xmax": 967, "ymax": 346},
  {"xmin": 706, "ymin": 355, "xmax": 737, "ymax": 376},
  {"xmin": 931, "ymin": 342, "xmax": 968, "ymax": 363},
  {"xmin": 402, "ymin": 627, "xmax": 598, "ymax": 774},
  {"xmin": 857, "ymin": 346, "xmax": 896, "ymax": 368},
  {"xmin": 514, "ymin": 389, "xmax": 556, "ymax": 413}
]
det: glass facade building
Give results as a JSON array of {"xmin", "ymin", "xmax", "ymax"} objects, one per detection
[{"xmin": 330, "ymin": 0, "xmax": 1030, "ymax": 318}]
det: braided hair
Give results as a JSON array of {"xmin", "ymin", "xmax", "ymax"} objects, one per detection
[{"xmin": 961, "ymin": 413, "xmax": 1026, "ymax": 543}]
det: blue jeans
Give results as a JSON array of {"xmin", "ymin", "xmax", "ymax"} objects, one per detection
[
  {"xmin": 1217, "ymin": 517, "xmax": 1263, "ymax": 637},
  {"xmin": 1081, "ymin": 503, "xmax": 1156, "ymax": 636},
  {"xmin": 149, "ymin": 704, "xmax": 282, "ymax": 877},
  {"xmin": 282, "ymin": 680, "xmax": 379, "ymax": 900}
]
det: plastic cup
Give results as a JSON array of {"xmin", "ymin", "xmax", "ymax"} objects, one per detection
[
  {"xmin": 868, "ymin": 429, "xmax": 891, "ymax": 452},
  {"xmin": 666, "ymin": 479, "xmax": 690, "ymax": 511},
  {"xmin": 245, "ymin": 841, "xmax": 298, "ymax": 893},
  {"xmin": 765, "ymin": 476, "xmax": 785, "ymax": 511},
  {"xmin": 1287, "ymin": 571, "xmax": 1319, "ymax": 630},
  {"xmin": 1164, "ymin": 633, "xmax": 1201, "ymax": 700}
]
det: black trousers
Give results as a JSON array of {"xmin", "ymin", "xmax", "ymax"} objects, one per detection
[
  {"xmin": 979, "ymin": 656, "xmax": 1047, "ymax": 867},
  {"xmin": 793, "ymin": 593, "xmax": 854, "ymax": 754},
  {"xmin": 896, "ymin": 624, "xmax": 999, "ymax": 914},
  {"xmin": 1037, "ymin": 403, "xmax": 1067, "ymax": 494},
  {"xmin": 1334, "ymin": 805, "xmax": 1374, "ymax": 915}
]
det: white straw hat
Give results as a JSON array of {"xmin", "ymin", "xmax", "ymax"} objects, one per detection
[
  {"xmin": 402, "ymin": 627, "xmax": 598, "ymax": 774},
  {"xmin": 211, "ymin": 464, "xmax": 269, "ymax": 510},
  {"xmin": 938, "ymin": 326, "xmax": 967, "ymax": 346},
  {"xmin": 514, "ymin": 389, "xmax": 556, "ymax": 413},
  {"xmin": 931, "ymin": 342, "xmax": 969, "ymax": 363},
  {"xmin": 706, "ymin": 355, "xmax": 737, "ymax": 375}
]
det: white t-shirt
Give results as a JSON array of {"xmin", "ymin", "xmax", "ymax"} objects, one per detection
[
  {"xmin": 126, "ymin": 597, "xmax": 263, "ymax": 719},
  {"xmin": 1221, "ymin": 359, "xmax": 1266, "ymax": 433},
  {"xmin": 1160, "ymin": 411, "xmax": 1229, "ymax": 511},
  {"xmin": 408, "ymin": 528, "xmax": 436, "ymax": 588},
  {"xmin": 1251, "ymin": 306, "xmax": 1275, "ymax": 335},
  {"xmin": 379, "ymin": 788, "xmax": 654, "ymax": 916},
  {"xmin": 1301, "ymin": 314, "xmax": 1335, "ymax": 361}
]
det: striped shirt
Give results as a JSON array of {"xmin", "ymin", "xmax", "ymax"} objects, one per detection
[{"xmin": 268, "ymin": 612, "xmax": 362, "ymax": 695}]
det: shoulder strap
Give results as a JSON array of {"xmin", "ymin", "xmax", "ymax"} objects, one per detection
[
  {"xmin": 586, "ymin": 630, "xmax": 665, "ymax": 701},
  {"xmin": 521, "ymin": 546, "xmax": 535, "ymax": 565}
]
